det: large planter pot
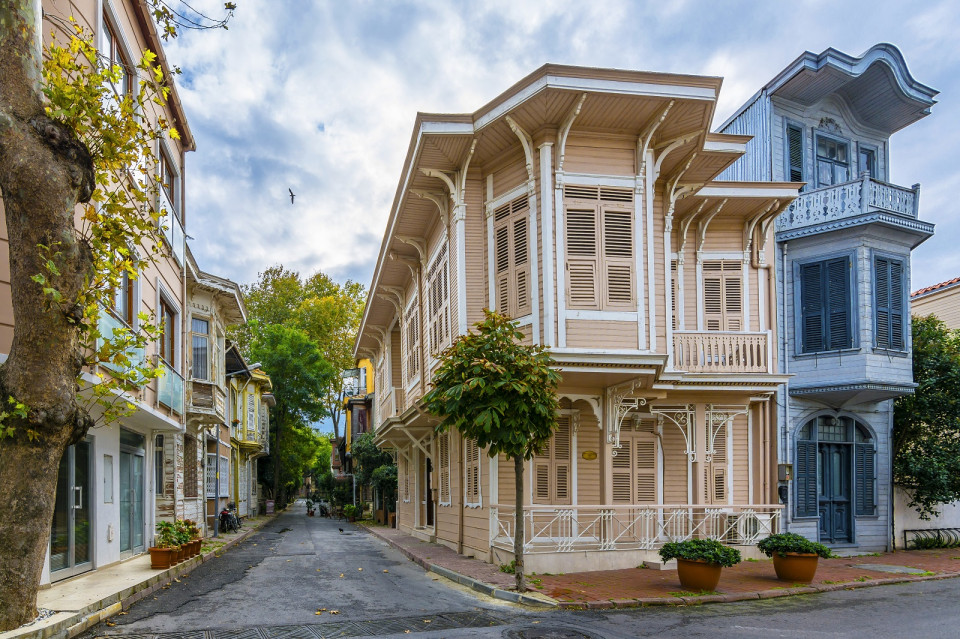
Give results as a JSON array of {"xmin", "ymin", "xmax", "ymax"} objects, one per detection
[
  {"xmin": 772, "ymin": 553, "xmax": 819, "ymax": 583},
  {"xmin": 189, "ymin": 540, "xmax": 200, "ymax": 557},
  {"xmin": 676, "ymin": 558, "xmax": 723, "ymax": 592},
  {"xmin": 150, "ymin": 547, "xmax": 175, "ymax": 570},
  {"xmin": 175, "ymin": 546, "xmax": 184, "ymax": 563}
]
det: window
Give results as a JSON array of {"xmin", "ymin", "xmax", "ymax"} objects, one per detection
[
  {"xmin": 111, "ymin": 269, "xmax": 135, "ymax": 326},
  {"xmin": 612, "ymin": 419, "xmax": 658, "ymax": 504},
  {"xmin": 103, "ymin": 16, "xmax": 132, "ymax": 98},
  {"xmin": 799, "ymin": 257, "xmax": 853, "ymax": 353},
  {"xmin": 703, "ymin": 260, "xmax": 742, "ymax": 331},
  {"xmin": 671, "ymin": 260, "xmax": 678, "ymax": 330},
  {"xmin": 786, "ymin": 123, "xmax": 804, "ymax": 183},
  {"xmin": 191, "ymin": 317, "xmax": 210, "ymax": 380},
  {"xmin": 533, "ymin": 415, "xmax": 572, "ymax": 504},
  {"xmin": 464, "ymin": 438, "xmax": 481, "ymax": 507},
  {"xmin": 155, "ymin": 434, "xmax": 165, "ymax": 496},
  {"xmin": 859, "ymin": 146, "xmax": 878, "ymax": 179},
  {"xmin": 219, "ymin": 454, "xmax": 229, "ymax": 496},
  {"xmin": 815, "ymin": 135, "xmax": 850, "ymax": 187},
  {"xmin": 493, "ymin": 195, "xmax": 531, "ymax": 318},
  {"xmin": 159, "ymin": 298, "xmax": 176, "ymax": 365},
  {"xmin": 564, "ymin": 186, "xmax": 635, "ymax": 310},
  {"xmin": 437, "ymin": 432, "xmax": 451, "ymax": 506},
  {"xmin": 159, "ymin": 151, "xmax": 180, "ymax": 221},
  {"xmin": 206, "ymin": 453, "xmax": 218, "ymax": 497},
  {"xmin": 401, "ymin": 456, "xmax": 410, "ymax": 502},
  {"xmin": 795, "ymin": 416, "xmax": 876, "ymax": 520},
  {"xmin": 426, "ymin": 244, "xmax": 450, "ymax": 356},
  {"xmin": 875, "ymin": 257, "xmax": 905, "ymax": 350},
  {"xmin": 184, "ymin": 435, "xmax": 198, "ymax": 498},
  {"xmin": 403, "ymin": 303, "xmax": 420, "ymax": 384},
  {"xmin": 706, "ymin": 421, "xmax": 728, "ymax": 503}
]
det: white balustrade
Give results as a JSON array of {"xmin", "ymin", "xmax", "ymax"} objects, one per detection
[
  {"xmin": 490, "ymin": 504, "xmax": 783, "ymax": 554},
  {"xmin": 777, "ymin": 176, "xmax": 918, "ymax": 234},
  {"xmin": 673, "ymin": 331, "xmax": 768, "ymax": 373}
]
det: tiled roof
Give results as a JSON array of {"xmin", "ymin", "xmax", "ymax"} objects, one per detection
[{"xmin": 912, "ymin": 276, "xmax": 960, "ymax": 299}]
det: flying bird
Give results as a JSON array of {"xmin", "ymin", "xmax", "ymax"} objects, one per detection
[{"xmin": 289, "ymin": 188, "xmax": 295, "ymax": 204}]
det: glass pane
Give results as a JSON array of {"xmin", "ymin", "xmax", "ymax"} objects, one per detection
[
  {"xmin": 856, "ymin": 425, "xmax": 871, "ymax": 442},
  {"xmin": 836, "ymin": 142, "xmax": 847, "ymax": 162},
  {"xmin": 832, "ymin": 450, "xmax": 842, "ymax": 496},
  {"xmin": 817, "ymin": 137, "xmax": 829, "ymax": 158},
  {"xmin": 132, "ymin": 455, "xmax": 144, "ymax": 550},
  {"xmin": 836, "ymin": 165, "xmax": 849, "ymax": 182},
  {"xmin": 192, "ymin": 335, "xmax": 209, "ymax": 380},
  {"xmin": 818, "ymin": 417, "xmax": 846, "ymax": 442},
  {"xmin": 818, "ymin": 161, "xmax": 833, "ymax": 186},
  {"xmin": 817, "ymin": 449, "xmax": 826, "ymax": 497},
  {"xmin": 50, "ymin": 452, "xmax": 70, "ymax": 572},
  {"xmin": 120, "ymin": 428, "xmax": 145, "ymax": 450},
  {"xmin": 74, "ymin": 442, "xmax": 90, "ymax": 565},
  {"xmin": 119, "ymin": 452, "xmax": 131, "ymax": 552},
  {"xmin": 798, "ymin": 423, "xmax": 812, "ymax": 440},
  {"xmin": 191, "ymin": 318, "xmax": 209, "ymax": 334}
]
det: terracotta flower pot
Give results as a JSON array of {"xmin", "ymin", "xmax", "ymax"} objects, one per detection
[
  {"xmin": 676, "ymin": 558, "xmax": 723, "ymax": 592},
  {"xmin": 772, "ymin": 553, "xmax": 819, "ymax": 583},
  {"xmin": 150, "ymin": 547, "xmax": 175, "ymax": 570}
]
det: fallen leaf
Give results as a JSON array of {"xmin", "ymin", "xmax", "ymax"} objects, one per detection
[
  {"xmin": 533, "ymin": 621, "xmax": 540, "ymax": 624},
  {"xmin": 173, "ymin": 578, "xmax": 181, "ymax": 583},
  {"xmin": 317, "ymin": 569, "xmax": 322, "ymax": 572},
  {"xmin": 286, "ymin": 560, "xmax": 291, "ymax": 562},
  {"xmin": 339, "ymin": 573, "xmax": 345, "ymax": 578},
  {"xmin": 118, "ymin": 612, "xmax": 127, "ymax": 616},
  {"xmin": 105, "ymin": 621, "xmax": 117, "ymax": 627},
  {"xmin": 383, "ymin": 570, "xmax": 389, "ymax": 573},
  {"xmin": 315, "ymin": 612, "xmax": 322, "ymax": 616},
  {"xmin": 423, "ymin": 619, "xmax": 431, "ymax": 623},
  {"xmin": 330, "ymin": 610, "xmax": 340, "ymax": 615},
  {"xmin": 358, "ymin": 567, "xmax": 362, "ymax": 571},
  {"xmin": 319, "ymin": 608, "xmax": 327, "ymax": 612}
]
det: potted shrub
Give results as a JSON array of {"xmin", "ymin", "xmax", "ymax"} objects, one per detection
[
  {"xmin": 183, "ymin": 519, "xmax": 202, "ymax": 557},
  {"xmin": 757, "ymin": 532, "xmax": 831, "ymax": 583},
  {"xmin": 150, "ymin": 521, "xmax": 179, "ymax": 569},
  {"xmin": 659, "ymin": 539, "xmax": 742, "ymax": 592},
  {"xmin": 343, "ymin": 504, "xmax": 358, "ymax": 522},
  {"xmin": 173, "ymin": 520, "xmax": 192, "ymax": 560}
]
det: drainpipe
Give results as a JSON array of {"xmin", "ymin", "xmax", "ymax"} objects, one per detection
[{"xmin": 781, "ymin": 241, "xmax": 790, "ymax": 532}]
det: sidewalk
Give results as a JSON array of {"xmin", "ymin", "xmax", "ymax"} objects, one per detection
[
  {"xmin": 361, "ymin": 524, "xmax": 960, "ymax": 610},
  {"xmin": 1, "ymin": 513, "xmax": 277, "ymax": 639}
]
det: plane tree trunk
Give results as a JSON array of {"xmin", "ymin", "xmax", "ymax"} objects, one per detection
[{"xmin": 0, "ymin": 2, "xmax": 97, "ymax": 630}]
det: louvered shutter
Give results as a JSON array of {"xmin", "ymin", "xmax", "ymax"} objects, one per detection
[
  {"xmin": 724, "ymin": 275, "xmax": 742, "ymax": 331},
  {"xmin": 795, "ymin": 440, "xmax": 818, "ymax": 517},
  {"xmin": 826, "ymin": 258, "xmax": 851, "ymax": 350},
  {"xmin": 787, "ymin": 124, "xmax": 804, "ymax": 183},
  {"xmin": 635, "ymin": 438, "xmax": 657, "ymax": 503},
  {"xmin": 438, "ymin": 432, "xmax": 450, "ymax": 505},
  {"xmin": 703, "ymin": 261, "xmax": 742, "ymax": 331},
  {"xmin": 704, "ymin": 274, "xmax": 723, "ymax": 331},
  {"xmin": 612, "ymin": 443, "xmax": 632, "ymax": 503},
  {"xmin": 493, "ymin": 197, "xmax": 531, "ymax": 318},
  {"xmin": 464, "ymin": 438, "xmax": 481, "ymax": 506},
  {"xmin": 890, "ymin": 260, "xmax": 904, "ymax": 349},
  {"xmin": 855, "ymin": 442, "xmax": 876, "ymax": 516},
  {"xmin": 875, "ymin": 257, "xmax": 904, "ymax": 350},
  {"xmin": 554, "ymin": 417, "xmax": 571, "ymax": 504},
  {"xmin": 800, "ymin": 262, "xmax": 824, "ymax": 353},
  {"xmin": 496, "ymin": 223, "xmax": 510, "ymax": 313},
  {"xmin": 566, "ymin": 208, "xmax": 599, "ymax": 309},
  {"xmin": 602, "ymin": 209, "xmax": 634, "ymax": 308},
  {"xmin": 514, "ymin": 214, "xmax": 531, "ymax": 316},
  {"xmin": 709, "ymin": 424, "xmax": 727, "ymax": 503},
  {"xmin": 671, "ymin": 261, "xmax": 679, "ymax": 330}
]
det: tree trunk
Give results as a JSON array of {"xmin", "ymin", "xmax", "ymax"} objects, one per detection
[
  {"xmin": 513, "ymin": 455, "xmax": 525, "ymax": 592},
  {"xmin": 0, "ymin": 2, "xmax": 97, "ymax": 630}
]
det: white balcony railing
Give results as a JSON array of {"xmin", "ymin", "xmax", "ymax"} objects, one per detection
[
  {"xmin": 157, "ymin": 360, "xmax": 184, "ymax": 415},
  {"xmin": 490, "ymin": 504, "xmax": 783, "ymax": 554},
  {"xmin": 673, "ymin": 331, "xmax": 770, "ymax": 373},
  {"xmin": 776, "ymin": 175, "xmax": 919, "ymax": 235}
]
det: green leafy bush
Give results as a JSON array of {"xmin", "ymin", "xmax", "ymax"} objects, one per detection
[
  {"xmin": 757, "ymin": 533, "xmax": 831, "ymax": 558},
  {"xmin": 658, "ymin": 539, "xmax": 741, "ymax": 567},
  {"xmin": 155, "ymin": 521, "xmax": 180, "ymax": 549},
  {"xmin": 343, "ymin": 504, "xmax": 360, "ymax": 519},
  {"xmin": 911, "ymin": 535, "xmax": 960, "ymax": 550}
]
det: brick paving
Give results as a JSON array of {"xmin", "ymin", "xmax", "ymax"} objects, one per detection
[{"xmin": 359, "ymin": 523, "xmax": 960, "ymax": 610}]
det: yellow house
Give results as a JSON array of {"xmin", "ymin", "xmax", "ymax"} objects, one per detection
[
  {"xmin": 355, "ymin": 64, "xmax": 801, "ymax": 573},
  {"xmin": 227, "ymin": 361, "xmax": 274, "ymax": 517}
]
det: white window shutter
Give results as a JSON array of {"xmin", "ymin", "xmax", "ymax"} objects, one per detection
[
  {"xmin": 566, "ymin": 208, "xmax": 599, "ymax": 310},
  {"xmin": 602, "ymin": 209, "xmax": 635, "ymax": 308}
]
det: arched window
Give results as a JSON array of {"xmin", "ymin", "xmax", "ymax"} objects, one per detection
[{"xmin": 795, "ymin": 416, "xmax": 876, "ymax": 536}]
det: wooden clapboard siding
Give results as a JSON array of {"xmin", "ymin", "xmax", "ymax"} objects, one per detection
[
  {"xmin": 563, "ymin": 132, "xmax": 636, "ymax": 175},
  {"xmin": 660, "ymin": 418, "xmax": 688, "ymax": 504},
  {"xmin": 576, "ymin": 413, "xmax": 602, "ymax": 504},
  {"xmin": 912, "ymin": 285, "xmax": 960, "ymax": 330},
  {"xmin": 732, "ymin": 413, "xmax": 749, "ymax": 503},
  {"xmin": 566, "ymin": 319, "xmax": 637, "ymax": 349},
  {"xmin": 748, "ymin": 261, "xmax": 760, "ymax": 332},
  {"xmin": 390, "ymin": 327, "xmax": 402, "ymax": 389},
  {"xmin": 498, "ymin": 453, "xmax": 518, "ymax": 505},
  {"xmin": 518, "ymin": 324, "xmax": 534, "ymax": 346},
  {"xmin": 698, "ymin": 218, "xmax": 742, "ymax": 252},
  {"xmin": 492, "ymin": 155, "xmax": 528, "ymax": 198},
  {"xmin": 717, "ymin": 96, "xmax": 772, "ymax": 182},
  {"xmin": 464, "ymin": 172, "xmax": 486, "ymax": 328}
]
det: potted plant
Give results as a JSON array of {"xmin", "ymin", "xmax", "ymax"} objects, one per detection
[
  {"xmin": 306, "ymin": 500, "xmax": 315, "ymax": 516},
  {"xmin": 173, "ymin": 520, "xmax": 192, "ymax": 560},
  {"xmin": 343, "ymin": 504, "xmax": 358, "ymax": 522},
  {"xmin": 183, "ymin": 519, "xmax": 202, "ymax": 557},
  {"xmin": 150, "ymin": 521, "xmax": 180, "ymax": 569},
  {"xmin": 659, "ymin": 539, "xmax": 742, "ymax": 592},
  {"xmin": 757, "ymin": 532, "xmax": 831, "ymax": 583}
]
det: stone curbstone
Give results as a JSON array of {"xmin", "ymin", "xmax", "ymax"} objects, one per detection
[
  {"xmin": 610, "ymin": 598, "xmax": 639, "ymax": 609},
  {"xmin": 586, "ymin": 600, "xmax": 614, "ymax": 610},
  {"xmin": 721, "ymin": 592, "xmax": 760, "ymax": 602},
  {"xmin": 639, "ymin": 597, "xmax": 683, "ymax": 606}
]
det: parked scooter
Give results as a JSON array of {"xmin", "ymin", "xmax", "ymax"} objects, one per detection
[{"xmin": 219, "ymin": 503, "xmax": 242, "ymax": 533}]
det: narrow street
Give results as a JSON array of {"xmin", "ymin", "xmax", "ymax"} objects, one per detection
[{"xmin": 85, "ymin": 504, "xmax": 960, "ymax": 639}]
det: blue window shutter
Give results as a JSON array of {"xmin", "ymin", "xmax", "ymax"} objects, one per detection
[
  {"xmin": 890, "ymin": 260, "xmax": 904, "ymax": 349},
  {"xmin": 826, "ymin": 258, "xmax": 850, "ymax": 350},
  {"xmin": 800, "ymin": 263, "xmax": 824, "ymax": 353},
  {"xmin": 795, "ymin": 439, "xmax": 818, "ymax": 517},
  {"xmin": 875, "ymin": 257, "xmax": 905, "ymax": 350},
  {"xmin": 787, "ymin": 125, "xmax": 804, "ymax": 183},
  {"xmin": 855, "ymin": 443, "xmax": 876, "ymax": 516}
]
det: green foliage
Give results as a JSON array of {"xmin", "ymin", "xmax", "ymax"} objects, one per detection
[
  {"xmin": 658, "ymin": 539, "xmax": 742, "ymax": 568},
  {"xmin": 499, "ymin": 560, "xmax": 517, "ymax": 574},
  {"xmin": 371, "ymin": 464, "xmax": 398, "ymax": 508},
  {"xmin": 422, "ymin": 310, "xmax": 561, "ymax": 461},
  {"xmin": 342, "ymin": 504, "xmax": 360, "ymax": 519},
  {"xmin": 757, "ymin": 533, "xmax": 831, "ymax": 558},
  {"xmin": 352, "ymin": 432, "xmax": 392, "ymax": 488},
  {"xmin": 154, "ymin": 521, "xmax": 179, "ymax": 549},
  {"xmin": 910, "ymin": 535, "xmax": 960, "ymax": 550},
  {"xmin": 894, "ymin": 316, "xmax": 960, "ymax": 519}
]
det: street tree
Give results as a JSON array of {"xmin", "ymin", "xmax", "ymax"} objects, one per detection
[
  {"xmin": 249, "ymin": 323, "xmax": 334, "ymax": 506},
  {"xmin": 894, "ymin": 315, "xmax": 960, "ymax": 519},
  {"xmin": 422, "ymin": 310, "xmax": 560, "ymax": 591},
  {"xmin": 351, "ymin": 431, "xmax": 393, "ymax": 501},
  {"xmin": 0, "ymin": 1, "xmax": 232, "ymax": 626}
]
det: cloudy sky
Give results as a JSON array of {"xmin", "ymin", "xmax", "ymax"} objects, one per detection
[{"xmin": 166, "ymin": 0, "xmax": 960, "ymax": 293}]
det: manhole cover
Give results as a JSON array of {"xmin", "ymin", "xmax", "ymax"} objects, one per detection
[
  {"xmin": 503, "ymin": 627, "xmax": 601, "ymax": 639},
  {"xmin": 855, "ymin": 564, "xmax": 930, "ymax": 575}
]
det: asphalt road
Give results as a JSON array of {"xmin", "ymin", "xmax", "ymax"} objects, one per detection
[{"xmin": 87, "ymin": 502, "xmax": 960, "ymax": 638}]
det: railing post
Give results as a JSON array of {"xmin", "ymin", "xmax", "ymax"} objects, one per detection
[
  {"xmin": 912, "ymin": 183, "xmax": 921, "ymax": 217},
  {"xmin": 860, "ymin": 171, "xmax": 871, "ymax": 215}
]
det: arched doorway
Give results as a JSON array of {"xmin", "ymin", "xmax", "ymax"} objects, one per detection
[{"xmin": 795, "ymin": 415, "xmax": 876, "ymax": 544}]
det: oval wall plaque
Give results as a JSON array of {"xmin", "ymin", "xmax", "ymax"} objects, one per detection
[{"xmin": 582, "ymin": 450, "xmax": 598, "ymax": 460}]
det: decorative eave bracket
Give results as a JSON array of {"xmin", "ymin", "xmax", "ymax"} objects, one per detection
[
  {"xmin": 651, "ymin": 404, "xmax": 697, "ymax": 461},
  {"xmin": 704, "ymin": 404, "xmax": 749, "ymax": 462}
]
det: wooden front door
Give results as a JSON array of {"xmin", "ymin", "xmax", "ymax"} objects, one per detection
[{"xmin": 818, "ymin": 443, "xmax": 852, "ymax": 543}]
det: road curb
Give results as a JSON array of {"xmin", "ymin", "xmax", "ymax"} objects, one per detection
[
  {"xmin": 359, "ymin": 524, "xmax": 557, "ymax": 608},
  {"xmin": 4, "ymin": 512, "xmax": 281, "ymax": 639}
]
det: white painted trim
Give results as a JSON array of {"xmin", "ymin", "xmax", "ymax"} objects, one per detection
[
  {"xmin": 696, "ymin": 257, "xmax": 704, "ymax": 331},
  {"xmin": 635, "ymin": 173, "xmax": 646, "ymax": 350},
  {"xmin": 511, "ymin": 313, "xmax": 535, "ymax": 326},
  {"xmin": 555, "ymin": 186, "xmax": 568, "ymax": 347},
  {"xmin": 489, "ymin": 451, "xmax": 498, "ymax": 506},
  {"xmin": 701, "ymin": 252, "xmax": 744, "ymax": 261},
  {"xmin": 486, "ymin": 176, "xmax": 495, "ymax": 310},
  {"xmin": 156, "ymin": 278, "xmax": 182, "ymax": 373},
  {"xmin": 560, "ymin": 173, "xmax": 636, "ymax": 187},
  {"xmin": 566, "ymin": 310, "xmax": 639, "ymax": 321},
  {"xmin": 485, "ymin": 183, "xmax": 527, "ymax": 215},
  {"xmin": 529, "ymin": 194, "xmax": 541, "ymax": 346},
  {"xmin": 540, "ymin": 143, "xmax": 556, "ymax": 348},
  {"xmin": 419, "ymin": 121, "xmax": 474, "ymax": 135},
  {"xmin": 695, "ymin": 185, "xmax": 800, "ymax": 198},
  {"xmin": 474, "ymin": 75, "xmax": 716, "ymax": 131},
  {"xmin": 743, "ymin": 256, "xmax": 751, "ymax": 331},
  {"xmin": 702, "ymin": 139, "xmax": 747, "ymax": 154},
  {"xmin": 645, "ymin": 151, "xmax": 657, "ymax": 351},
  {"xmin": 455, "ymin": 220, "xmax": 468, "ymax": 335},
  {"xmin": 556, "ymin": 365, "xmax": 651, "ymax": 374},
  {"xmin": 747, "ymin": 405, "xmax": 754, "ymax": 503},
  {"xmin": 727, "ymin": 416, "xmax": 734, "ymax": 506}
]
